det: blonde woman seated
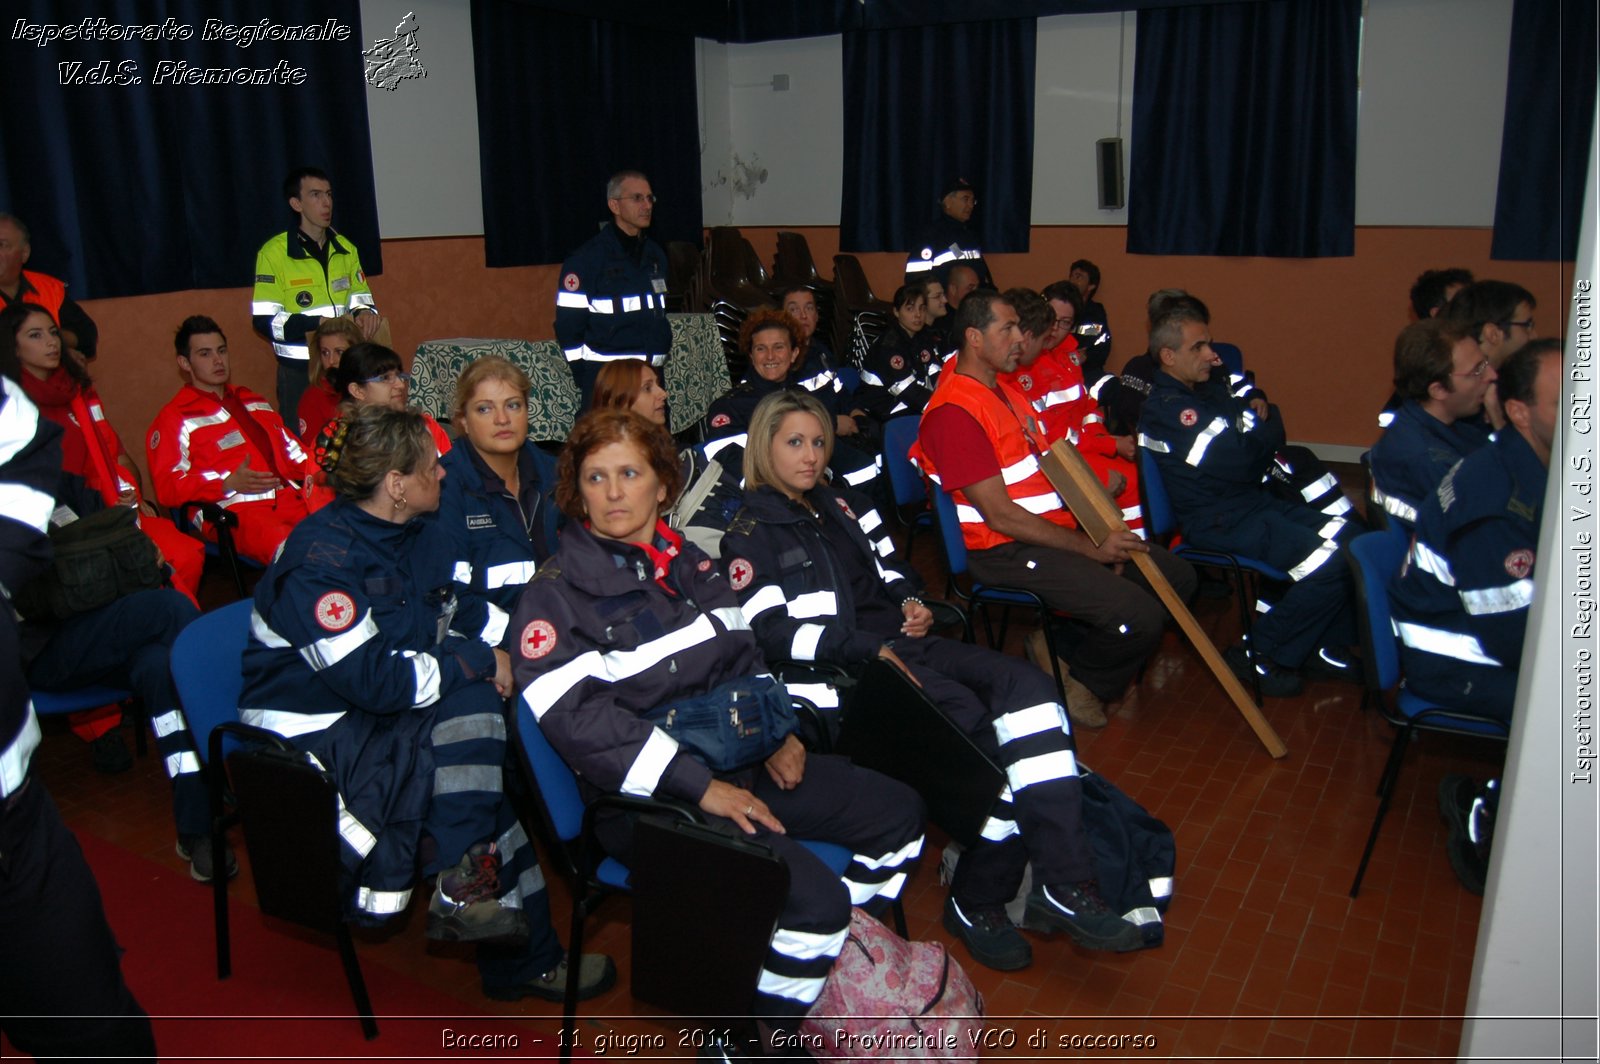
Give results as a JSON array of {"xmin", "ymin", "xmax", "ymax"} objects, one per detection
[
  {"xmin": 719, "ymin": 390, "xmax": 1144, "ymax": 971},
  {"xmin": 508, "ymin": 409, "xmax": 924, "ymax": 1032},
  {"xmin": 296, "ymin": 316, "xmax": 364, "ymax": 447}
]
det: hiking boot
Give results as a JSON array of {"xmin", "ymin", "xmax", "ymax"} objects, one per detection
[
  {"xmin": 1025, "ymin": 630, "xmax": 1107, "ymax": 728},
  {"xmin": 177, "ymin": 834, "xmax": 238, "ymax": 883},
  {"xmin": 427, "ymin": 843, "xmax": 530, "ymax": 945},
  {"xmin": 942, "ymin": 896, "xmax": 1032, "ymax": 971},
  {"xmin": 483, "ymin": 951, "xmax": 617, "ymax": 1002},
  {"xmin": 1301, "ymin": 645, "xmax": 1362, "ymax": 685},
  {"xmin": 1025, "ymin": 881, "xmax": 1144, "ymax": 952},
  {"xmin": 92, "ymin": 731, "xmax": 133, "ymax": 774},
  {"xmin": 1438, "ymin": 775, "xmax": 1492, "ymax": 896},
  {"xmin": 1223, "ymin": 644, "xmax": 1303, "ymax": 698}
]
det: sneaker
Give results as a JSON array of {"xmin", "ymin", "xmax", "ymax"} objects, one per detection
[
  {"xmin": 1025, "ymin": 631, "xmax": 1107, "ymax": 728},
  {"xmin": 176, "ymin": 834, "xmax": 238, "ymax": 883},
  {"xmin": 426, "ymin": 843, "xmax": 530, "ymax": 945},
  {"xmin": 91, "ymin": 731, "xmax": 133, "ymax": 774},
  {"xmin": 1223, "ymin": 644, "xmax": 1303, "ymax": 698},
  {"xmin": 1025, "ymin": 881, "xmax": 1145, "ymax": 952},
  {"xmin": 1438, "ymin": 775, "xmax": 1490, "ymax": 895},
  {"xmin": 483, "ymin": 951, "xmax": 617, "ymax": 1002},
  {"xmin": 942, "ymin": 896, "xmax": 1032, "ymax": 971},
  {"xmin": 1301, "ymin": 645, "xmax": 1362, "ymax": 685}
]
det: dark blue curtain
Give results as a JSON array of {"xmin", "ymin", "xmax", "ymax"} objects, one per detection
[
  {"xmin": 840, "ymin": 19, "xmax": 1036, "ymax": 254},
  {"xmin": 1127, "ymin": 0, "xmax": 1360, "ymax": 258},
  {"xmin": 470, "ymin": 1, "xmax": 703, "ymax": 267},
  {"xmin": 0, "ymin": 0, "xmax": 380, "ymax": 299},
  {"xmin": 1491, "ymin": 0, "xmax": 1597, "ymax": 262}
]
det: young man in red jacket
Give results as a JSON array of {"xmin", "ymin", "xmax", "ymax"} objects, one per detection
[{"xmin": 147, "ymin": 315, "xmax": 313, "ymax": 565}]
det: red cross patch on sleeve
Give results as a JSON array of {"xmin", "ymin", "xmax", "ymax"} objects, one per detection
[
  {"xmin": 889, "ymin": 355, "xmax": 905, "ymax": 371},
  {"xmin": 710, "ymin": 413, "xmax": 731, "ymax": 429},
  {"xmin": 314, "ymin": 591, "xmax": 357, "ymax": 632},
  {"xmin": 1504, "ymin": 549, "xmax": 1534, "ymax": 578},
  {"xmin": 562, "ymin": 272, "xmax": 580, "ymax": 291},
  {"xmin": 520, "ymin": 619, "xmax": 558, "ymax": 659},
  {"xmin": 728, "ymin": 558, "xmax": 754, "ymax": 591},
  {"xmin": 1179, "ymin": 408, "xmax": 1199, "ymax": 427},
  {"xmin": 835, "ymin": 497, "xmax": 856, "ymax": 520}
]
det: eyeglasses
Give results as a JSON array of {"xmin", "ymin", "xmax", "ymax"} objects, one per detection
[
  {"xmin": 1504, "ymin": 318, "xmax": 1534, "ymax": 332},
  {"xmin": 1452, "ymin": 357, "xmax": 1493, "ymax": 379},
  {"xmin": 1054, "ymin": 317, "xmax": 1075, "ymax": 329},
  {"xmin": 618, "ymin": 194, "xmax": 657, "ymax": 206},
  {"xmin": 363, "ymin": 371, "xmax": 412, "ymax": 386}
]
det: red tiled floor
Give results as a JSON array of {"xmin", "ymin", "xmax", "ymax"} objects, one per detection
[{"xmin": 24, "ymin": 465, "xmax": 1500, "ymax": 1060}]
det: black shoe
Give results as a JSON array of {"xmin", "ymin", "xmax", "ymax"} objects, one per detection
[
  {"xmin": 1301, "ymin": 645, "xmax": 1362, "ymax": 685},
  {"xmin": 91, "ymin": 731, "xmax": 133, "ymax": 774},
  {"xmin": 176, "ymin": 835, "xmax": 238, "ymax": 883},
  {"xmin": 1025, "ymin": 881, "xmax": 1145, "ymax": 953},
  {"xmin": 1223, "ymin": 644, "xmax": 1304, "ymax": 698},
  {"xmin": 941, "ymin": 896, "xmax": 1032, "ymax": 971},
  {"xmin": 483, "ymin": 951, "xmax": 617, "ymax": 1002},
  {"xmin": 1438, "ymin": 776, "xmax": 1490, "ymax": 895}
]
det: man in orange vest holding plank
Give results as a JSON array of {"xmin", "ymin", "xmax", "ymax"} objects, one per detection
[{"xmin": 912, "ymin": 292, "xmax": 1196, "ymax": 728}]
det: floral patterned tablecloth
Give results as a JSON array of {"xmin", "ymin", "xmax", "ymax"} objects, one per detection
[{"xmin": 409, "ymin": 314, "xmax": 726, "ymax": 441}]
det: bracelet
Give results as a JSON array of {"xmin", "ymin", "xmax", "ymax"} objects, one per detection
[{"xmin": 902, "ymin": 596, "xmax": 924, "ymax": 609}]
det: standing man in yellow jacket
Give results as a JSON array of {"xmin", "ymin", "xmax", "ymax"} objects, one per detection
[{"xmin": 252, "ymin": 167, "xmax": 380, "ymax": 418}]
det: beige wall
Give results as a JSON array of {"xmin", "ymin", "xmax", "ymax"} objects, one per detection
[{"xmin": 83, "ymin": 226, "xmax": 1570, "ymax": 483}]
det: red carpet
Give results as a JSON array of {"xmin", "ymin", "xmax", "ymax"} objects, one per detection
[{"xmin": 37, "ymin": 834, "xmax": 572, "ymax": 1062}]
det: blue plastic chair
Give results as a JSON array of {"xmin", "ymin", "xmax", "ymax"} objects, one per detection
[
  {"xmin": 170, "ymin": 600, "xmax": 378, "ymax": 1037},
  {"xmin": 510, "ymin": 697, "xmax": 900, "ymax": 1058},
  {"xmin": 32, "ymin": 685, "xmax": 143, "ymax": 755},
  {"xmin": 836, "ymin": 364, "xmax": 862, "ymax": 395},
  {"xmin": 880, "ymin": 415, "xmax": 934, "ymax": 556},
  {"xmin": 1138, "ymin": 447, "xmax": 1292, "ymax": 704},
  {"xmin": 1345, "ymin": 532, "xmax": 1509, "ymax": 897},
  {"xmin": 928, "ymin": 482, "xmax": 1074, "ymax": 705}
]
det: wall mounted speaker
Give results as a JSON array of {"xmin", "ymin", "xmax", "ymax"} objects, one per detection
[{"xmin": 1096, "ymin": 137, "xmax": 1125, "ymax": 210}]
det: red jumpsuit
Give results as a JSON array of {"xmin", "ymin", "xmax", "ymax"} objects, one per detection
[
  {"xmin": 146, "ymin": 383, "xmax": 314, "ymax": 565},
  {"xmin": 1003, "ymin": 336, "xmax": 1144, "ymax": 536}
]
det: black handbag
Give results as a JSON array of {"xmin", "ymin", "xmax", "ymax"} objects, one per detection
[
  {"xmin": 645, "ymin": 674, "xmax": 797, "ymax": 773},
  {"xmin": 14, "ymin": 506, "xmax": 166, "ymax": 621}
]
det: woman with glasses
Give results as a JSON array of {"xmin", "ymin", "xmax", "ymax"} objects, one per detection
[{"xmin": 326, "ymin": 343, "xmax": 451, "ymax": 456}]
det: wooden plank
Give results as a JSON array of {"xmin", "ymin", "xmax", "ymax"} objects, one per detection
[{"xmin": 1040, "ymin": 440, "xmax": 1288, "ymax": 759}]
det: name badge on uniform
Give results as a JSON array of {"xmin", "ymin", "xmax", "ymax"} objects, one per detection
[
  {"xmin": 466, "ymin": 514, "xmax": 495, "ymax": 530},
  {"xmin": 331, "ymin": 277, "xmax": 351, "ymax": 293},
  {"xmin": 216, "ymin": 429, "xmax": 246, "ymax": 449},
  {"xmin": 651, "ymin": 277, "xmax": 668, "ymax": 294}
]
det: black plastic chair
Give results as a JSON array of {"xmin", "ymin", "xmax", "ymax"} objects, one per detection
[
  {"xmin": 171, "ymin": 600, "xmax": 379, "ymax": 1039},
  {"xmin": 174, "ymin": 501, "xmax": 261, "ymax": 598},
  {"xmin": 509, "ymin": 695, "xmax": 887, "ymax": 1060},
  {"xmin": 772, "ymin": 231, "xmax": 832, "ymax": 294}
]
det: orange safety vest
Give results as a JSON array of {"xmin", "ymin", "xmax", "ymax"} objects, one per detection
[
  {"xmin": 9, "ymin": 270, "xmax": 66, "ymax": 323},
  {"xmin": 911, "ymin": 369, "xmax": 1076, "ymax": 553}
]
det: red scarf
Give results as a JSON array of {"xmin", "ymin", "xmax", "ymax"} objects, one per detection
[
  {"xmin": 19, "ymin": 367, "xmax": 92, "ymax": 485},
  {"xmin": 590, "ymin": 519, "xmax": 683, "ymax": 594}
]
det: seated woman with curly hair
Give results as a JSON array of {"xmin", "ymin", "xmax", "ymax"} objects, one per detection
[{"xmin": 702, "ymin": 308, "xmax": 887, "ymax": 508}]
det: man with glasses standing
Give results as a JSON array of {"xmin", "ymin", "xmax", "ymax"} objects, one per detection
[
  {"xmin": 555, "ymin": 170, "xmax": 671, "ymax": 403},
  {"xmin": 1368, "ymin": 319, "xmax": 1495, "ymax": 530},
  {"xmin": 252, "ymin": 167, "xmax": 381, "ymax": 420},
  {"xmin": 148, "ymin": 315, "xmax": 313, "ymax": 566}
]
